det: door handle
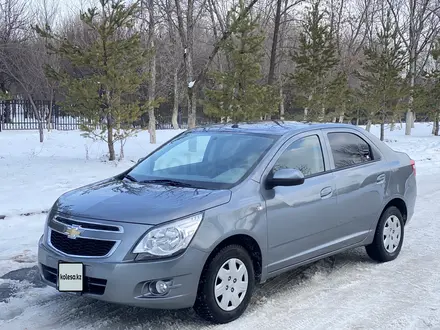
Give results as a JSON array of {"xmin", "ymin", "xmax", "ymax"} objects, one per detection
[
  {"xmin": 320, "ymin": 186, "xmax": 332, "ymax": 199},
  {"xmin": 376, "ymin": 174, "xmax": 386, "ymax": 184}
]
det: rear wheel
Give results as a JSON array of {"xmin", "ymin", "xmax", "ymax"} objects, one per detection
[
  {"xmin": 366, "ymin": 206, "xmax": 404, "ymax": 262},
  {"xmin": 194, "ymin": 244, "xmax": 255, "ymax": 324}
]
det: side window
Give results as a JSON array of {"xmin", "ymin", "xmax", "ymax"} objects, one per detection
[
  {"xmin": 272, "ymin": 135, "xmax": 325, "ymax": 177},
  {"xmin": 327, "ymin": 132, "xmax": 373, "ymax": 169}
]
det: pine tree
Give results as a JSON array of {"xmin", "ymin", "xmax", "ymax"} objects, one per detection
[
  {"xmin": 326, "ymin": 71, "xmax": 355, "ymax": 123},
  {"xmin": 357, "ymin": 10, "xmax": 407, "ymax": 141},
  {"xmin": 36, "ymin": 0, "xmax": 149, "ymax": 161},
  {"xmin": 290, "ymin": 0, "xmax": 338, "ymax": 122},
  {"xmin": 203, "ymin": 0, "xmax": 279, "ymax": 122}
]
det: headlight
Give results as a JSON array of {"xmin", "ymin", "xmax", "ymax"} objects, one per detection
[
  {"xmin": 42, "ymin": 207, "xmax": 53, "ymax": 239},
  {"xmin": 133, "ymin": 213, "xmax": 203, "ymax": 257}
]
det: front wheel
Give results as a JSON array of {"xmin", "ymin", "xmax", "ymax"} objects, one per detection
[
  {"xmin": 366, "ymin": 206, "xmax": 404, "ymax": 262},
  {"xmin": 194, "ymin": 244, "xmax": 255, "ymax": 324}
]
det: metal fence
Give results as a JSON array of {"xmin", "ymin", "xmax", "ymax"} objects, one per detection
[
  {"xmin": 0, "ymin": 100, "xmax": 212, "ymax": 131},
  {"xmin": 0, "ymin": 100, "xmax": 80, "ymax": 131}
]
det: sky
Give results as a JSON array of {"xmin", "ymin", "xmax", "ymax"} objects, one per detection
[{"xmin": 31, "ymin": 0, "xmax": 98, "ymax": 25}]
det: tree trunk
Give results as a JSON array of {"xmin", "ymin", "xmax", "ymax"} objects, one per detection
[
  {"xmin": 304, "ymin": 94, "xmax": 312, "ymax": 121},
  {"xmin": 380, "ymin": 122, "xmax": 385, "ymax": 141},
  {"xmin": 188, "ymin": 93, "xmax": 197, "ymax": 128},
  {"xmin": 107, "ymin": 118, "xmax": 115, "ymax": 161},
  {"xmin": 148, "ymin": 109, "xmax": 156, "ymax": 143},
  {"xmin": 332, "ymin": 117, "xmax": 336, "ymax": 122},
  {"xmin": 405, "ymin": 4, "xmax": 416, "ymax": 136},
  {"xmin": 339, "ymin": 114, "xmax": 344, "ymax": 123},
  {"xmin": 47, "ymin": 94, "xmax": 53, "ymax": 131},
  {"xmin": 411, "ymin": 112, "xmax": 416, "ymax": 128},
  {"xmin": 119, "ymin": 140, "xmax": 125, "ymax": 160},
  {"xmin": 320, "ymin": 106, "xmax": 325, "ymax": 122},
  {"xmin": 405, "ymin": 110, "xmax": 413, "ymax": 135},
  {"xmin": 148, "ymin": 0, "xmax": 157, "ymax": 144},
  {"xmin": 175, "ymin": 0, "xmax": 196, "ymax": 129},
  {"xmin": 268, "ymin": 0, "xmax": 282, "ymax": 85},
  {"xmin": 366, "ymin": 120, "xmax": 372, "ymax": 132},
  {"xmin": 172, "ymin": 68, "xmax": 179, "ymax": 129},
  {"xmin": 435, "ymin": 113, "xmax": 439, "ymax": 136},
  {"xmin": 279, "ymin": 87, "xmax": 285, "ymax": 120},
  {"xmin": 29, "ymin": 97, "xmax": 44, "ymax": 143},
  {"xmin": 165, "ymin": 0, "xmax": 180, "ymax": 130},
  {"xmin": 304, "ymin": 108, "xmax": 308, "ymax": 121},
  {"xmin": 38, "ymin": 121, "xmax": 44, "ymax": 143}
]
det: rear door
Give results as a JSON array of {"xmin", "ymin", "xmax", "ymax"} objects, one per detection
[
  {"xmin": 262, "ymin": 131, "xmax": 341, "ymax": 273},
  {"xmin": 321, "ymin": 128, "xmax": 387, "ymax": 246}
]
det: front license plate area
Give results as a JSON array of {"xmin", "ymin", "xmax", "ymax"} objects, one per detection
[{"xmin": 57, "ymin": 262, "xmax": 84, "ymax": 292}]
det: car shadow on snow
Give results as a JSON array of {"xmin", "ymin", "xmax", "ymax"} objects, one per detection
[{"xmin": 2, "ymin": 248, "xmax": 374, "ymax": 328}]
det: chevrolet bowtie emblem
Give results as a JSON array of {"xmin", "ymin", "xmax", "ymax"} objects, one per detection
[{"xmin": 64, "ymin": 225, "xmax": 83, "ymax": 239}]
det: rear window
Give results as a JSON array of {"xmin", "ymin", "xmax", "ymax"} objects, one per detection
[{"xmin": 327, "ymin": 132, "xmax": 374, "ymax": 169}]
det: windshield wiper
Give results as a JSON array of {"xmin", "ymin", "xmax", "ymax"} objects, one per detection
[
  {"xmin": 123, "ymin": 174, "xmax": 138, "ymax": 182},
  {"xmin": 139, "ymin": 179, "xmax": 195, "ymax": 188}
]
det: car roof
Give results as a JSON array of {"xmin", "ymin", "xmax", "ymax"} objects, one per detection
[{"xmin": 191, "ymin": 121, "xmax": 361, "ymax": 136}]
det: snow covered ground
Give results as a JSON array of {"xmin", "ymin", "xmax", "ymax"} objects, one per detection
[{"xmin": 0, "ymin": 123, "xmax": 439, "ymax": 330}]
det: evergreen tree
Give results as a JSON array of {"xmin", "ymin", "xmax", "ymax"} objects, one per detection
[
  {"xmin": 0, "ymin": 90, "xmax": 11, "ymax": 101},
  {"xmin": 326, "ymin": 71, "xmax": 355, "ymax": 123},
  {"xmin": 357, "ymin": 10, "xmax": 407, "ymax": 141},
  {"xmin": 204, "ymin": 0, "xmax": 279, "ymax": 122},
  {"xmin": 290, "ymin": 0, "xmax": 338, "ymax": 122},
  {"xmin": 36, "ymin": 0, "xmax": 149, "ymax": 161}
]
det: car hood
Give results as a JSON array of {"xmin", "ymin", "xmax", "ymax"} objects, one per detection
[{"xmin": 53, "ymin": 178, "xmax": 232, "ymax": 225}]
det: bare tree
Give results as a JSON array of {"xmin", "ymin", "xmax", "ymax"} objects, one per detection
[
  {"xmin": 159, "ymin": 0, "xmax": 182, "ymax": 129},
  {"xmin": 34, "ymin": 0, "xmax": 60, "ymax": 130},
  {"xmin": 386, "ymin": 0, "xmax": 440, "ymax": 135},
  {"xmin": 0, "ymin": 0, "xmax": 28, "ymax": 43},
  {"xmin": 146, "ymin": 0, "xmax": 157, "ymax": 143},
  {"xmin": 0, "ymin": 0, "xmax": 28, "ymax": 95},
  {"xmin": 174, "ymin": 0, "xmax": 202, "ymax": 128},
  {"xmin": 175, "ymin": 0, "xmax": 260, "ymax": 128},
  {"xmin": 0, "ymin": 42, "xmax": 51, "ymax": 142},
  {"xmin": 267, "ymin": 0, "xmax": 304, "ymax": 86},
  {"xmin": 0, "ymin": 0, "xmax": 55, "ymax": 141}
]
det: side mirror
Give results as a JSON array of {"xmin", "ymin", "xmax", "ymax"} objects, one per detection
[{"xmin": 266, "ymin": 168, "xmax": 305, "ymax": 189}]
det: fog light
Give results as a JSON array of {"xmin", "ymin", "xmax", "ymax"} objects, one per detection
[{"xmin": 149, "ymin": 280, "xmax": 170, "ymax": 295}]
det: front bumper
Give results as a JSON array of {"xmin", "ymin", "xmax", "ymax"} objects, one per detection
[{"xmin": 37, "ymin": 235, "xmax": 207, "ymax": 309}]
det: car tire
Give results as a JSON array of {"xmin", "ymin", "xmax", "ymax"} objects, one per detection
[
  {"xmin": 366, "ymin": 206, "xmax": 405, "ymax": 262},
  {"xmin": 193, "ymin": 244, "xmax": 255, "ymax": 324}
]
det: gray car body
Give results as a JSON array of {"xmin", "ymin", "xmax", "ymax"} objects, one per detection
[{"xmin": 38, "ymin": 122, "xmax": 417, "ymax": 309}]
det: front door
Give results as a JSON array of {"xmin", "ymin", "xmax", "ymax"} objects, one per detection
[{"xmin": 262, "ymin": 132, "xmax": 340, "ymax": 274}]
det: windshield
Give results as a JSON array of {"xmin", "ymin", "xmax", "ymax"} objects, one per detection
[{"xmin": 127, "ymin": 131, "xmax": 278, "ymax": 189}]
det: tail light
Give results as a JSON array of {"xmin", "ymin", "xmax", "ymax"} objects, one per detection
[{"xmin": 410, "ymin": 159, "xmax": 416, "ymax": 176}]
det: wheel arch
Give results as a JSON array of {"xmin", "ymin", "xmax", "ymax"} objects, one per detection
[
  {"xmin": 200, "ymin": 234, "xmax": 263, "ymax": 283},
  {"xmin": 381, "ymin": 197, "xmax": 408, "ymax": 224}
]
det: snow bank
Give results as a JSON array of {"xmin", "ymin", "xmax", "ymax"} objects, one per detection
[{"xmin": 0, "ymin": 129, "xmax": 184, "ymax": 217}]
